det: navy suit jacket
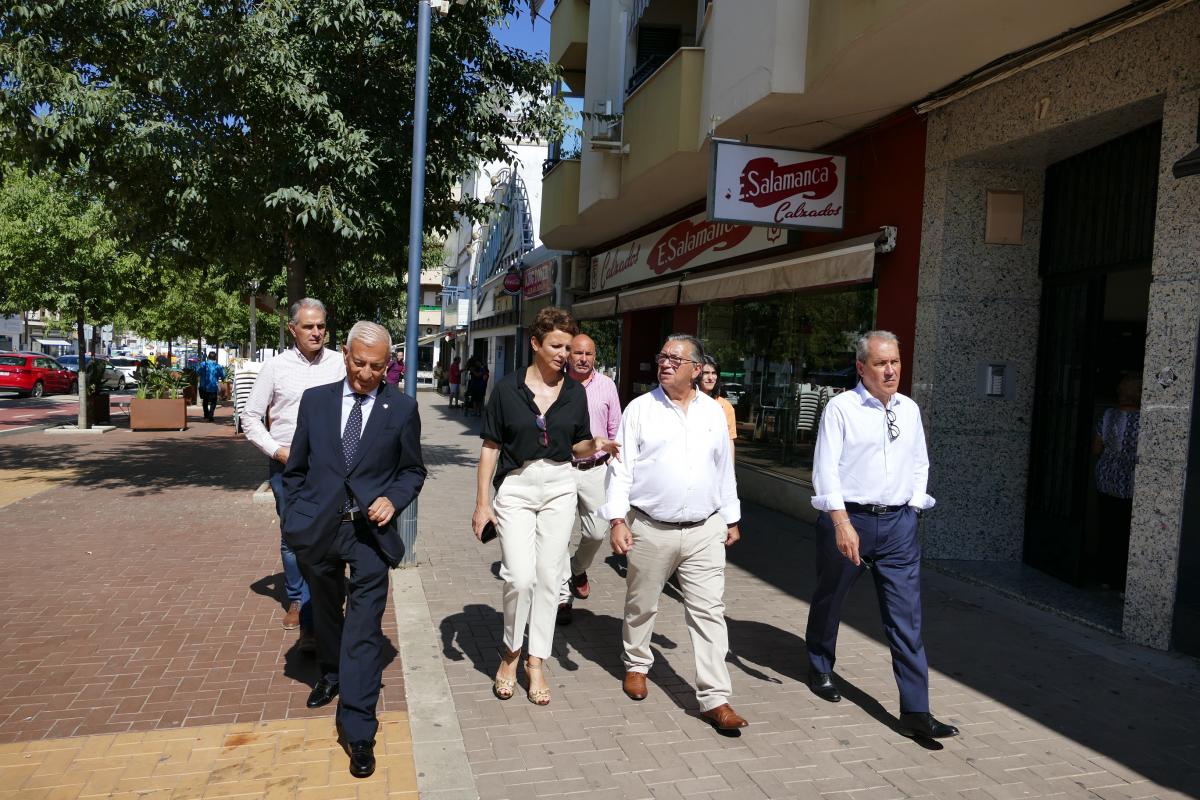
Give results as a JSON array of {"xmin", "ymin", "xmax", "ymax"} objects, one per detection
[{"xmin": 281, "ymin": 380, "xmax": 426, "ymax": 567}]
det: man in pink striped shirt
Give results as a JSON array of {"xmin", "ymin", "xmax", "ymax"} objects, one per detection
[
  {"xmin": 557, "ymin": 333, "xmax": 622, "ymax": 624},
  {"xmin": 243, "ymin": 298, "xmax": 346, "ymax": 647}
]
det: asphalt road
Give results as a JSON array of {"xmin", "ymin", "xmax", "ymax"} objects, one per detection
[{"xmin": 0, "ymin": 390, "xmax": 135, "ymax": 433}]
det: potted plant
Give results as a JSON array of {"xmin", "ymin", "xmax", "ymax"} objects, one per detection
[
  {"xmin": 130, "ymin": 361, "xmax": 188, "ymax": 431},
  {"xmin": 84, "ymin": 357, "xmax": 111, "ymax": 425}
]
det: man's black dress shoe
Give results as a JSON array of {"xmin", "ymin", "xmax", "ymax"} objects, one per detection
[
  {"xmin": 897, "ymin": 711, "xmax": 959, "ymax": 739},
  {"xmin": 348, "ymin": 740, "xmax": 376, "ymax": 778},
  {"xmin": 807, "ymin": 671, "xmax": 841, "ymax": 702},
  {"xmin": 306, "ymin": 678, "xmax": 339, "ymax": 709}
]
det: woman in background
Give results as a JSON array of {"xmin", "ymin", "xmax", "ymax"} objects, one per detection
[{"xmin": 700, "ymin": 355, "xmax": 737, "ymax": 457}]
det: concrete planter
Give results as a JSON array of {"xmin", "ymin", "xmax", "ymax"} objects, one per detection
[{"xmin": 130, "ymin": 398, "xmax": 187, "ymax": 431}]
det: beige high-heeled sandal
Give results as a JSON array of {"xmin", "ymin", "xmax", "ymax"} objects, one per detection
[
  {"xmin": 525, "ymin": 660, "xmax": 551, "ymax": 706},
  {"xmin": 493, "ymin": 649, "xmax": 519, "ymax": 700}
]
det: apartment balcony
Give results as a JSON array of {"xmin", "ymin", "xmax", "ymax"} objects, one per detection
[
  {"xmin": 418, "ymin": 307, "xmax": 441, "ymax": 327},
  {"xmin": 621, "ymin": 47, "xmax": 704, "ymax": 189},
  {"xmin": 539, "ymin": 158, "xmax": 582, "ymax": 251},
  {"xmin": 550, "ymin": 0, "xmax": 588, "ymax": 93}
]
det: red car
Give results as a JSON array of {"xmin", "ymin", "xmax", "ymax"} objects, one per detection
[{"xmin": 0, "ymin": 352, "xmax": 78, "ymax": 397}]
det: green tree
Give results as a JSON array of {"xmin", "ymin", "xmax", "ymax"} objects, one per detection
[
  {"xmin": 0, "ymin": 168, "xmax": 143, "ymax": 427},
  {"xmin": 0, "ymin": 0, "xmax": 564, "ymax": 307}
]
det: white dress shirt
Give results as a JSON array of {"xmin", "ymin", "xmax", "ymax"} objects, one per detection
[
  {"xmin": 242, "ymin": 347, "xmax": 346, "ymax": 458},
  {"xmin": 601, "ymin": 387, "xmax": 741, "ymax": 525},
  {"xmin": 810, "ymin": 382, "xmax": 935, "ymax": 512},
  {"xmin": 339, "ymin": 380, "xmax": 379, "ymax": 436}
]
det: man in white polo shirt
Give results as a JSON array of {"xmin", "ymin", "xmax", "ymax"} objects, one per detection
[
  {"xmin": 243, "ymin": 298, "xmax": 346, "ymax": 647},
  {"xmin": 603, "ymin": 334, "xmax": 747, "ymax": 731}
]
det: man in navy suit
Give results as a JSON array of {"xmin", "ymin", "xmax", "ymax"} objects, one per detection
[{"xmin": 282, "ymin": 320, "xmax": 426, "ymax": 778}]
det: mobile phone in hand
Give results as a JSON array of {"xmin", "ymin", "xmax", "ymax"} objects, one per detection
[{"xmin": 480, "ymin": 520, "xmax": 497, "ymax": 544}]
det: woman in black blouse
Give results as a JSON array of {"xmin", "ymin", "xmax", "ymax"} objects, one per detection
[{"xmin": 473, "ymin": 307, "xmax": 619, "ymax": 705}]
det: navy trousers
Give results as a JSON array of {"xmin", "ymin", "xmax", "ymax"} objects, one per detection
[
  {"xmin": 805, "ymin": 506, "xmax": 930, "ymax": 713},
  {"xmin": 299, "ymin": 519, "xmax": 391, "ymax": 743}
]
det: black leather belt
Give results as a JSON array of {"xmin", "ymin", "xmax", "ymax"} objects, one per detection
[
  {"xmin": 632, "ymin": 507, "xmax": 709, "ymax": 527},
  {"xmin": 845, "ymin": 502, "xmax": 907, "ymax": 515},
  {"xmin": 342, "ymin": 510, "xmax": 364, "ymax": 521},
  {"xmin": 573, "ymin": 453, "xmax": 610, "ymax": 471}
]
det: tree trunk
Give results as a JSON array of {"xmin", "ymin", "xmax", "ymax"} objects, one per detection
[
  {"xmin": 285, "ymin": 229, "xmax": 306, "ymax": 308},
  {"xmin": 76, "ymin": 304, "xmax": 89, "ymax": 429}
]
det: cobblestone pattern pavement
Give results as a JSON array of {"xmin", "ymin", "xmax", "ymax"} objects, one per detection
[
  {"xmin": 0, "ymin": 403, "xmax": 415, "ymax": 796},
  {"xmin": 413, "ymin": 392, "xmax": 1200, "ymax": 800}
]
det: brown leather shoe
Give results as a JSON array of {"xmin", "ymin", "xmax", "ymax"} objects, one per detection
[
  {"xmin": 569, "ymin": 572, "xmax": 590, "ymax": 600},
  {"xmin": 622, "ymin": 671, "xmax": 647, "ymax": 701},
  {"xmin": 700, "ymin": 703, "xmax": 749, "ymax": 730},
  {"xmin": 282, "ymin": 601, "xmax": 301, "ymax": 630}
]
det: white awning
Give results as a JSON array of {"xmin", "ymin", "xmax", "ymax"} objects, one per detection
[
  {"xmin": 35, "ymin": 338, "xmax": 72, "ymax": 347},
  {"xmin": 617, "ymin": 282, "xmax": 679, "ymax": 313},
  {"xmin": 571, "ymin": 295, "xmax": 618, "ymax": 320},
  {"xmin": 679, "ymin": 232, "xmax": 881, "ymax": 305}
]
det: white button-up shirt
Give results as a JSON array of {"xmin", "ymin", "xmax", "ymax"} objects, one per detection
[
  {"xmin": 811, "ymin": 382, "xmax": 935, "ymax": 512},
  {"xmin": 243, "ymin": 347, "xmax": 347, "ymax": 458},
  {"xmin": 601, "ymin": 386, "xmax": 741, "ymax": 525}
]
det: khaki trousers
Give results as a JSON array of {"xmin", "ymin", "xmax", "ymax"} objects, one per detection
[
  {"xmin": 622, "ymin": 510, "xmax": 732, "ymax": 711},
  {"xmin": 558, "ymin": 463, "xmax": 609, "ymax": 604},
  {"xmin": 494, "ymin": 459, "xmax": 577, "ymax": 659}
]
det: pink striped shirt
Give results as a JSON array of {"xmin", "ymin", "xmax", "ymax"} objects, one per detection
[
  {"xmin": 242, "ymin": 347, "xmax": 347, "ymax": 458},
  {"xmin": 574, "ymin": 369, "xmax": 621, "ymax": 462}
]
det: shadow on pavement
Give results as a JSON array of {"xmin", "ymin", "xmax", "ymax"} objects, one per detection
[
  {"xmin": 729, "ymin": 502, "xmax": 1200, "ymax": 792},
  {"xmin": 0, "ymin": 432, "xmax": 264, "ymax": 494},
  {"xmin": 250, "ymin": 572, "xmax": 289, "ymax": 608}
]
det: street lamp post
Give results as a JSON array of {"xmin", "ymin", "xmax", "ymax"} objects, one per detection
[{"xmin": 398, "ymin": 0, "xmax": 435, "ymax": 565}]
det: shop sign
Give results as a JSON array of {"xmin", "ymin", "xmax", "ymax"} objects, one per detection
[
  {"xmin": 708, "ymin": 139, "xmax": 846, "ymax": 231},
  {"xmin": 591, "ymin": 211, "xmax": 783, "ymax": 293},
  {"xmin": 494, "ymin": 293, "xmax": 515, "ymax": 313},
  {"xmin": 523, "ymin": 259, "xmax": 555, "ymax": 300},
  {"xmin": 502, "ymin": 266, "xmax": 523, "ymax": 295}
]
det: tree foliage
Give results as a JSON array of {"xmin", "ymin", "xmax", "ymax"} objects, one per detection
[{"xmin": 0, "ymin": 0, "xmax": 564, "ymax": 305}]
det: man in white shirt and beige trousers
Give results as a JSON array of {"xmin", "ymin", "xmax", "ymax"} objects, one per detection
[
  {"xmin": 604, "ymin": 334, "xmax": 748, "ymax": 731},
  {"xmin": 806, "ymin": 330, "xmax": 958, "ymax": 739}
]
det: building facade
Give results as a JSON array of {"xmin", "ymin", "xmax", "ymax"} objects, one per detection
[{"xmin": 542, "ymin": 0, "xmax": 1199, "ymax": 653}]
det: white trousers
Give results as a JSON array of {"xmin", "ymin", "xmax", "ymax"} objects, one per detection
[
  {"xmin": 621, "ymin": 511, "xmax": 732, "ymax": 711},
  {"xmin": 558, "ymin": 463, "xmax": 609, "ymax": 604},
  {"xmin": 494, "ymin": 458, "xmax": 577, "ymax": 659}
]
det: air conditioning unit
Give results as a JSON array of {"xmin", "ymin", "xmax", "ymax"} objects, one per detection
[
  {"xmin": 589, "ymin": 100, "xmax": 627, "ymax": 154},
  {"xmin": 569, "ymin": 257, "xmax": 589, "ymax": 291}
]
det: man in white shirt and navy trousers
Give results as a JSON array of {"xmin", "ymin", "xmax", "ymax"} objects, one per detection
[
  {"xmin": 806, "ymin": 330, "xmax": 958, "ymax": 739},
  {"xmin": 605, "ymin": 334, "xmax": 748, "ymax": 731}
]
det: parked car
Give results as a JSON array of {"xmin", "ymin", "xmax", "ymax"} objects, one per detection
[
  {"xmin": 56, "ymin": 355, "xmax": 127, "ymax": 391},
  {"xmin": 0, "ymin": 353, "xmax": 78, "ymax": 397},
  {"xmin": 108, "ymin": 356, "xmax": 142, "ymax": 387}
]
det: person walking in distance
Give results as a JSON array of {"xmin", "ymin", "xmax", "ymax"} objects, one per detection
[
  {"xmin": 605, "ymin": 335, "xmax": 748, "ymax": 731},
  {"xmin": 447, "ymin": 356, "xmax": 461, "ymax": 407},
  {"xmin": 472, "ymin": 308, "xmax": 620, "ymax": 706},
  {"xmin": 196, "ymin": 351, "xmax": 226, "ymax": 422},
  {"xmin": 281, "ymin": 321, "xmax": 426, "ymax": 778},
  {"xmin": 805, "ymin": 331, "xmax": 958, "ymax": 739},
  {"xmin": 242, "ymin": 298, "xmax": 346, "ymax": 648},
  {"xmin": 556, "ymin": 333, "xmax": 622, "ymax": 625}
]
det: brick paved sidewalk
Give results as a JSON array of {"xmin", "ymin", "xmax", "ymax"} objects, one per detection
[
  {"xmin": 413, "ymin": 392, "xmax": 1200, "ymax": 800},
  {"xmin": 0, "ymin": 403, "xmax": 416, "ymax": 797}
]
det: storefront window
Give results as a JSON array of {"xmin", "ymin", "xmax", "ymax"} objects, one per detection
[{"xmin": 699, "ymin": 285, "xmax": 876, "ymax": 483}]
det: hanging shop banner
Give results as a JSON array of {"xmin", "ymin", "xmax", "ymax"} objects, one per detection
[
  {"xmin": 708, "ymin": 139, "xmax": 846, "ymax": 231},
  {"xmin": 590, "ymin": 211, "xmax": 784, "ymax": 293},
  {"xmin": 523, "ymin": 259, "xmax": 555, "ymax": 300}
]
